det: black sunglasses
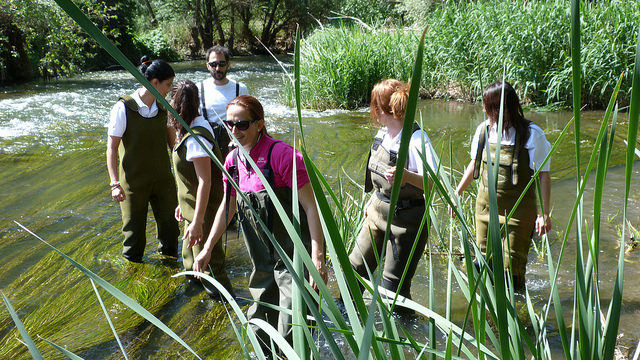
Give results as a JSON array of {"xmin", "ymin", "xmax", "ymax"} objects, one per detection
[
  {"xmin": 224, "ymin": 119, "xmax": 257, "ymax": 131},
  {"xmin": 208, "ymin": 60, "xmax": 228, "ymax": 68}
]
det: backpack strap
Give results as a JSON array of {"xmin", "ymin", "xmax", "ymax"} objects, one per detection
[
  {"xmin": 236, "ymin": 81, "xmax": 240, "ymax": 97},
  {"xmin": 199, "ymin": 81, "xmax": 209, "ymax": 122},
  {"xmin": 388, "ymin": 122, "xmax": 421, "ymax": 165},
  {"xmin": 472, "ymin": 124, "xmax": 488, "ymax": 180}
]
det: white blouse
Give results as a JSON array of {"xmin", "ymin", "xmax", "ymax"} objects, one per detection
[{"xmin": 469, "ymin": 120, "xmax": 551, "ymax": 171}]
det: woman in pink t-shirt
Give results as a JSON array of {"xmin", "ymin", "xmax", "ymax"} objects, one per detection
[{"xmin": 192, "ymin": 95, "xmax": 327, "ymax": 351}]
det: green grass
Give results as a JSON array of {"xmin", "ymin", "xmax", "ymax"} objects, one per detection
[{"xmin": 284, "ymin": 0, "xmax": 640, "ymax": 111}]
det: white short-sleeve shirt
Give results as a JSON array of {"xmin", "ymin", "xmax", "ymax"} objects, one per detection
[
  {"xmin": 197, "ymin": 78, "xmax": 249, "ymax": 124},
  {"xmin": 184, "ymin": 116, "xmax": 214, "ymax": 161},
  {"xmin": 107, "ymin": 89, "xmax": 159, "ymax": 137},
  {"xmin": 469, "ymin": 120, "xmax": 551, "ymax": 171},
  {"xmin": 375, "ymin": 127, "xmax": 439, "ymax": 175}
]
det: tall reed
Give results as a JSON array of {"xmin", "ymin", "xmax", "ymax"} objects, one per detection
[{"xmin": 285, "ymin": 0, "xmax": 640, "ymax": 111}]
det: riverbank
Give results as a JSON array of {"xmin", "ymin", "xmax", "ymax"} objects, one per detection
[{"xmin": 285, "ymin": 0, "xmax": 639, "ymax": 110}]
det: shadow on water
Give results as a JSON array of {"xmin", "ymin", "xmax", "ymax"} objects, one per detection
[{"xmin": 0, "ymin": 57, "xmax": 639, "ymax": 358}]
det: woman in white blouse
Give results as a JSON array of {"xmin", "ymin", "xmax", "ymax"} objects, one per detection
[{"xmin": 454, "ymin": 80, "xmax": 551, "ymax": 290}]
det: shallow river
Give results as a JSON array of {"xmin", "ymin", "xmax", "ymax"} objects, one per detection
[{"xmin": 1, "ymin": 57, "xmax": 639, "ymax": 359}]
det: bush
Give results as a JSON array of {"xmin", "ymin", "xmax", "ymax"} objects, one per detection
[
  {"xmin": 286, "ymin": 0, "xmax": 640, "ymax": 110},
  {"xmin": 134, "ymin": 28, "xmax": 180, "ymax": 62}
]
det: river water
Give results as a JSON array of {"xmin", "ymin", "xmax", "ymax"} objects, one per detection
[{"xmin": 1, "ymin": 56, "xmax": 639, "ymax": 358}]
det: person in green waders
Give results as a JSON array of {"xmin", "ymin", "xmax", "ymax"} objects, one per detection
[
  {"xmin": 453, "ymin": 80, "xmax": 552, "ymax": 290},
  {"xmin": 192, "ymin": 95, "xmax": 328, "ymax": 354},
  {"xmin": 168, "ymin": 80, "xmax": 234, "ymax": 297},
  {"xmin": 106, "ymin": 56, "xmax": 179, "ymax": 263},
  {"xmin": 348, "ymin": 79, "xmax": 438, "ymax": 303}
]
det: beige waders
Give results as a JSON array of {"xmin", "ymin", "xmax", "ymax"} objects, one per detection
[
  {"xmin": 229, "ymin": 143, "xmax": 311, "ymax": 352},
  {"xmin": 349, "ymin": 123, "xmax": 428, "ymax": 299},
  {"xmin": 172, "ymin": 126, "xmax": 234, "ymax": 295},
  {"xmin": 473, "ymin": 125, "xmax": 537, "ymax": 288},
  {"xmin": 118, "ymin": 95, "xmax": 179, "ymax": 262}
]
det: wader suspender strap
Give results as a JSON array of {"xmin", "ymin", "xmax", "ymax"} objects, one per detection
[
  {"xmin": 228, "ymin": 141, "xmax": 282, "ymax": 260},
  {"xmin": 472, "ymin": 123, "xmax": 530, "ymax": 185},
  {"xmin": 388, "ymin": 122, "xmax": 421, "ymax": 164},
  {"xmin": 473, "ymin": 125, "xmax": 488, "ymax": 179},
  {"xmin": 200, "ymin": 80, "xmax": 240, "ymax": 121},
  {"xmin": 199, "ymin": 81, "xmax": 209, "ymax": 122},
  {"xmin": 263, "ymin": 141, "xmax": 281, "ymax": 262},
  {"xmin": 510, "ymin": 121, "xmax": 531, "ymax": 186},
  {"xmin": 364, "ymin": 137, "xmax": 383, "ymax": 193}
]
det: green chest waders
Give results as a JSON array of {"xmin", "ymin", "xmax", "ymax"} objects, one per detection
[
  {"xmin": 117, "ymin": 95, "xmax": 179, "ymax": 262},
  {"xmin": 172, "ymin": 127, "xmax": 233, "ymax": 295},
  {"xmin": 228, "ymin": 142, "xmax": 311, "ymax": 349},
  {"xmin": 349, "ymin": 123, "xmax": 428, "ymax": 299},
  {"xmin": 473, "ymin": 125, "xmax": 537, "ymax": 288}
]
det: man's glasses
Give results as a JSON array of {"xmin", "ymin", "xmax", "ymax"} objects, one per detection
[
  {"xmin": 208, "ymin": 60, "xmax": 228, "ymax": 68},
  {"xmin": 224, "ymin": 119, "xmax": 257, "ymax": 131}
]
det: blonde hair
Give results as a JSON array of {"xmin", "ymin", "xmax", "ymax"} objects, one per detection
[{"xmin": 370, "ymin": 79, "xmax": 409, "ymax": 125}]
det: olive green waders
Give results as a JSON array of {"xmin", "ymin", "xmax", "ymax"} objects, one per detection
[
  {"xmin": 118, "ymin": 95, "xmax": 179, "ymax": 262},
  {"xmin": 473, "ymin": 125, "xmax": 537, "ymax": 288},
  {"xmin": 229, "ymin": 144, "xmax": 311, "ymax": 351},
  {"xmin": 349, "ymin": 123, "xmax": 428, "ymax": 299},
  {"xmin": 172, "ymin": 126, "xmax": 233, "ymax": 295}
]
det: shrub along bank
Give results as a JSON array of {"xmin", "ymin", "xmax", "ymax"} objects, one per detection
[{"xmin": 286, "ymin": 0, "xmax": 640, "ymax": 110}]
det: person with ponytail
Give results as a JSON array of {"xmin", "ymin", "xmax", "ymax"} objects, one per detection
[
  {"xmin": 453, "ymin": 81, "xmax": 551, "ymax": 290},
  {"xmin": 169, "ymin": 80, "xmax": 234, "ymax": 297},
  {"xmin": 348, "ymin": 79, "xmax": 438, "ymax": 302},
  {"xmin": 106, "ymin": 56, "xmax": 179, "ymax": 263}
]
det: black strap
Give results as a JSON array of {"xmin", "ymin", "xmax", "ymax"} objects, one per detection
[
  {"xmin": 473, "ymin": 125, "xmax": 489, "ymax": 180},
  {"xmin": 375, "ymin": 191, "xmax": 424, "ymax": 210},
  {"xmin": 199, "ymin": 80, "xmax": 209, "ymax": 122},
  {"xmin": 236, "ymin": 82, "xmax": 239, "ymax": 97}
]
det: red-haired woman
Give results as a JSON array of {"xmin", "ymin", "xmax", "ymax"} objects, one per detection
[
  {"xmin": 349, "ymin": 79, "xmax": 438, "ymax": 301},
  {"xmin": 454, "ymin": 81, "xmax": 552, "ymax": 289},
  {"xmin": 192, "ymin": 95, "xmax": 327, "ymax": 349}
]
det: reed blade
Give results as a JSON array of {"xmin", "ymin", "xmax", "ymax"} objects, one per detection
[
  {"xmin": 248, "ymin": 319, "xmax": 300, "ymax": 360},
  {"xmin": 603, "ymin": 21, "xmax": 640, "ymax": 360},
  {"xmin": 13, "ymin": 222, "xmax": 202, "ymax": 360},
  {"xmin": 39, "ymin": 336, "xmax": 84, "ymax": 360},
  {"xmin": 90, "ymin": 279, "xmax": 128, "ymax": 360},
  {"xmin": 1, "ymin": 292, "xmax": 44, "ymax": 360}
]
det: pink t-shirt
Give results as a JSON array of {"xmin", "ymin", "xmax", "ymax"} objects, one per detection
[{"xmin": 222, "ymin": 134, "xmax": 310, "ymax": 197}]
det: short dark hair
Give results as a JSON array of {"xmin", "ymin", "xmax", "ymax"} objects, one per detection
[{"xmin": 206, "ymin": 46, "xmax": 230, "ymax": 62}]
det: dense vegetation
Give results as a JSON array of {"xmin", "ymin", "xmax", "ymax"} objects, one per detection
[
  {"xmin": 287, "ymin": 0, "xmax": 640, "ymax": 110},
  {"xmin": 0, "ymin": 0, "xmax": 391, "ymax": 85}
]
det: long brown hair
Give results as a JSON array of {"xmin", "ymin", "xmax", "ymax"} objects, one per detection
[
  {"xmin": 482, "ymin": 81, "xmax": 529, "ymax": 147},
  {"xmin": 226, "ymin": 95, "xmax": 267, "ymax": 135},
  {"xmin": 169, "ymin": 80, "xmax": 200, "ymax": 141},
  {"xmin": 370, "ymin": 79, "xmax": 409, "ymax": 125}
]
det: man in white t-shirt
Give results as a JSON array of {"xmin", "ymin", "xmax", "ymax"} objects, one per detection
[{"xmin": 197, "ymin": 46, "xmax": 249, "ymax": 125}]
